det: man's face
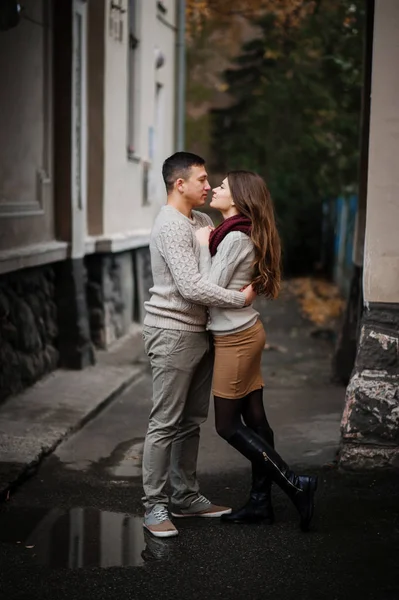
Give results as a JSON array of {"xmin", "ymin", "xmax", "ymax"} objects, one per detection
[{"xmin": 178, "ymin": 165, "xmax": 211, "ymax": 207}]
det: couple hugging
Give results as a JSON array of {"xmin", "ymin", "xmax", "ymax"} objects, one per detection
[{"xmin": 142, "ymin": 152, "xmax": 317, "ymax": 538}]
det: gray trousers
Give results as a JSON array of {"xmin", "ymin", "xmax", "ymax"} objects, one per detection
[{"xmin": 142, "ymin": 326, "xmax": 214, "ymax": 510}]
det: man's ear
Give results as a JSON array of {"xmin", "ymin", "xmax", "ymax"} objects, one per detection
[{"xmin": 176, "ymin": 178, "xmax": 185, "ymax": 193}]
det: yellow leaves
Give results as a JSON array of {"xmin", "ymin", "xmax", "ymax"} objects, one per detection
[
  {"xmin": 186, "ymin": 0, "xmax": 318, "ymax": 38},
  {"xmin": 186, "ymin": 0, "xmax": 212, "ymax": 39},
  {"xmin": 287, "ymin": 277, "xmax": 345, "ymax": 326},
  {"xmin": 264, "ymin": 49, "xmax": 280, "ymax": 60},
  {"xmin": 186, "ymin": 0, "xmax": 210, "ymax": 20}
]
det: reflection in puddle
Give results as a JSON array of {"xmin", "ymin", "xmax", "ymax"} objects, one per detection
[
  {"xmin": 108, "ymin": 441, "xmax": 144, "ymax": 478},
  {"xmin": 0, "ymin": 507, "xmax": 175, "ymax": 568}
]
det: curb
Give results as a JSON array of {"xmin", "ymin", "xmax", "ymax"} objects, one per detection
[{"xmin": 0, "ymin": 365, "xmax": 143, "ymax": 503}]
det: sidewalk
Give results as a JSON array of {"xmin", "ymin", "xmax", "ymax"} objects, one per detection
[{"xmin": 0, "ymin": 325, "xmax": 147, "ymax": 500}]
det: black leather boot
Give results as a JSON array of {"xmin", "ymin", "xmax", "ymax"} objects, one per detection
[
  {"xmin": 222, "ymin": 420, "xmax": 275, "ymax": 524},
  {"xmin": 221, "ymin": 467, "xmax": 274, "ymax": 524},
  {"xmin": 226, "ymin": 423, "xmax": 318, "ymax": 531}
]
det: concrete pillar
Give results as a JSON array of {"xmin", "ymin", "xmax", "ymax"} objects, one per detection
[
  {"xmin": 332, "ymin": 0, "xmax": 374, "ymax": 384},
  {"xmin": 53, "ymin": 0, "xmax": 94, "ymax": 369},
  {"xmin": 87, "ymin": 0, "xmax": 105, "ymax": 236},
  {"xmin": 339, "ymin": 0, "xmax": 399, "ymax": 468}
]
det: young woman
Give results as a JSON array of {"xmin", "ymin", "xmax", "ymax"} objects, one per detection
[{"xmin": 195, "ymin": 170, "xmax": 317, "ymax": 531}]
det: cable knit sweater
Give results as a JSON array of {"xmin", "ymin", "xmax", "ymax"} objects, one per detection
[
  {"xmin": 198, "ymin": 231, "xmax": 259, "ymax": 335},
  {"xmin": 144, "ymin": 206, "xmax": 246, "ymax": 331}
]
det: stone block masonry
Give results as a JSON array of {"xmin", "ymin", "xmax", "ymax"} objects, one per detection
[
  {"xmin": 86, "ymin": 252, "xmax": 134, "ymax": 349},
  {"xmin": 0, "ymin": 246, "xmax": 152, "ymax": 404},
  {"xmin": 340, "ymin": 303, "xmax": 399, "ymax": 468},
  {"xmin": 54, "ymin": 259, "xmax": 95, "ymax": 370},
  {"xmin": 86, "ymin": 247, "xmax": 153, "ymax": 350},
  {"xmin": 133, "ymin": 247, "xmax": 153, "ymax": 324},
  {"xmin": 0, "ymin": 266, "xmax": 59, "ymax": 403}
]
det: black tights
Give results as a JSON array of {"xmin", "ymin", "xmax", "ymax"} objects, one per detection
[{"xmin": 214, "ymin": 388, "xmax": 274, "ymax": 449}]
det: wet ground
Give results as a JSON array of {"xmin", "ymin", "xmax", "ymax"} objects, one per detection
[{"xmin": 1, "ymin": 293, "xmax": 399, "ymax": 599}]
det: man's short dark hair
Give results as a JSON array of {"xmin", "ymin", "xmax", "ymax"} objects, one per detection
[{"xmin": 162, "ymin": 152, "xmax": 205, "ymax": 194}]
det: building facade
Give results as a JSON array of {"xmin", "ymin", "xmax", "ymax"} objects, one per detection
[
  {"xmin": 0, "ymin": 0, "xmax": 178, "ymax": 402},
  {"xmin": 339, "ymin": 0, "xmax": 399, "ymax": 468}
]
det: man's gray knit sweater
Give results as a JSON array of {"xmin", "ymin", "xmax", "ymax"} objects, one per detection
[{"xmin": 144, "ymin": 205, "xmax": 246, "ymax": 331}]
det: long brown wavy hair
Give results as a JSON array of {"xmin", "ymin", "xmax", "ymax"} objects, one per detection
[{"xmin": 227, "ymin": 170, "xmax": 281, "ymax": 299}]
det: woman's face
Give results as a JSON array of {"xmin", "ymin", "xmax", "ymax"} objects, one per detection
[{"xmin": 210, "ymin": 177, "xmax": 234, "ymax": 213}]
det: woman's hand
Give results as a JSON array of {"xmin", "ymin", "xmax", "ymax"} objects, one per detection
[
  {"xmin": 242, "ymin": 284, "xmax": 257, "ymax": 306},
  {"xmin": 195, "ymin": 226, "xmax": 213, "ymax": 246}
]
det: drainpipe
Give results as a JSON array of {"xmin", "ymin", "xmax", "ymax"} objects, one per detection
[{"xmin": 176, "ymin": 0, "xmax": 186, "ymax": 151}]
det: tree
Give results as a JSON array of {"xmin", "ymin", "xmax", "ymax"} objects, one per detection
[
  {"xmin": 210, "ymin": 0, "xmax": 365, "ymax": 274},
  {"xmin": 185, "ymin": 1, "xmax": 318, "ymax": 155},
  {"xmin": 186, "ymin": 0, "xmax": 317, "ymax": 29}
]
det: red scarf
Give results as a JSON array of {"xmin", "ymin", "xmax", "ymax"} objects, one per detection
[{"xmin": 209, "ymin": 214, "xmax": 252, "ymax": 257}]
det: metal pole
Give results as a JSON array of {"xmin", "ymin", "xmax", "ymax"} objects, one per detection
[{"xmin": 176, "ymin": 0, "xmax": 186, "ymax": 151}]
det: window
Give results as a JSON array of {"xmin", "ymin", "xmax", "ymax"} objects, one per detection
[{"xmin": 146, "ymin": 83, "xmax": 164, "ymax": 205}]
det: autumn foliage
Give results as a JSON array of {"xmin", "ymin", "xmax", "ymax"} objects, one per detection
[
  {"xmin": 186, "ymin": 0, "xmax": 365, "ymax": 274},
  {"xmin": 186, "ymin": 0, "xmax": 318, "ymax": 35},
  {"xmin": 287, "ymin": 278, "xmax": 345, "ymax": 326}
]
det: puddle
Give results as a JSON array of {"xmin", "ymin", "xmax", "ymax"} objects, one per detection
[
  {"xmin": 0, "ymin": 507, "xmax": 175, "ymax": 568},
  {"xmin": 108, "ymin": 441, "xmax": 144, "ymax": 478},
  {"xmin": 60, "ymin": 439, "xmax": 144, "ymax": 479}
]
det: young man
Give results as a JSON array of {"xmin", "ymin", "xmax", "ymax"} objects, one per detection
[{"xmin": 142, "ymin": 152, "xmax": 255, "ymax": 538}]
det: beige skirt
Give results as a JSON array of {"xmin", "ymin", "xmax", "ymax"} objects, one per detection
[{"xmin": 212, "ymin": 319, "xmax": 266, "ymax": 399}]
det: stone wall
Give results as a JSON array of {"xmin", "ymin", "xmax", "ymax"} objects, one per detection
[
  {"xmin": 86, "ymin": 252, "xmax": 133, "ymax": 349},
  {"xmin": 85, "ymin": 255, "xmax": 105, "ymax": 348},
  {"xmin": 134, "ymin": 247, "xmax": 153, "ymax": 324},
  {"xmin": 0, "ymin": 246, "xmax": 152, "ymax": 403},
  {"xmin": 0, "ymin": 265, "xmax": 59, "ymax": 403},
  {"xmin": 86, "ymin": 247, "xmax": 152, "ymax": 349},
  {"xmin": 339, "ymin": 303, "xmax": 399, "ymax": 468},
  {"xmin": 54, "ymin": 259, "xmax": 94, "ymax": 370},
  {"xmin": 332, "ymin": 266, "xmax": 363, "ymax": 385}
]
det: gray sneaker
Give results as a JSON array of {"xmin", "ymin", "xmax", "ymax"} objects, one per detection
[
  {"xmin": 171, "ymin": 494, "xmax": 232, "ymax": 518},
  {"xmin": 143, "ymin": 504, "xmax": 178, "ymax": 538}
]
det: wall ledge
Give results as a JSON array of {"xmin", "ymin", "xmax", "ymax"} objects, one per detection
[
  {"xmin": 0, "ymin": 230, "xmax": 153, "ymax": 275},
  {"xmin": 0, "ymin": 241, "xmax": 69, "ymax": 275},
  {"xmin": 85, "ymin": 230, "xmax": 151, "ymax": 254}
]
